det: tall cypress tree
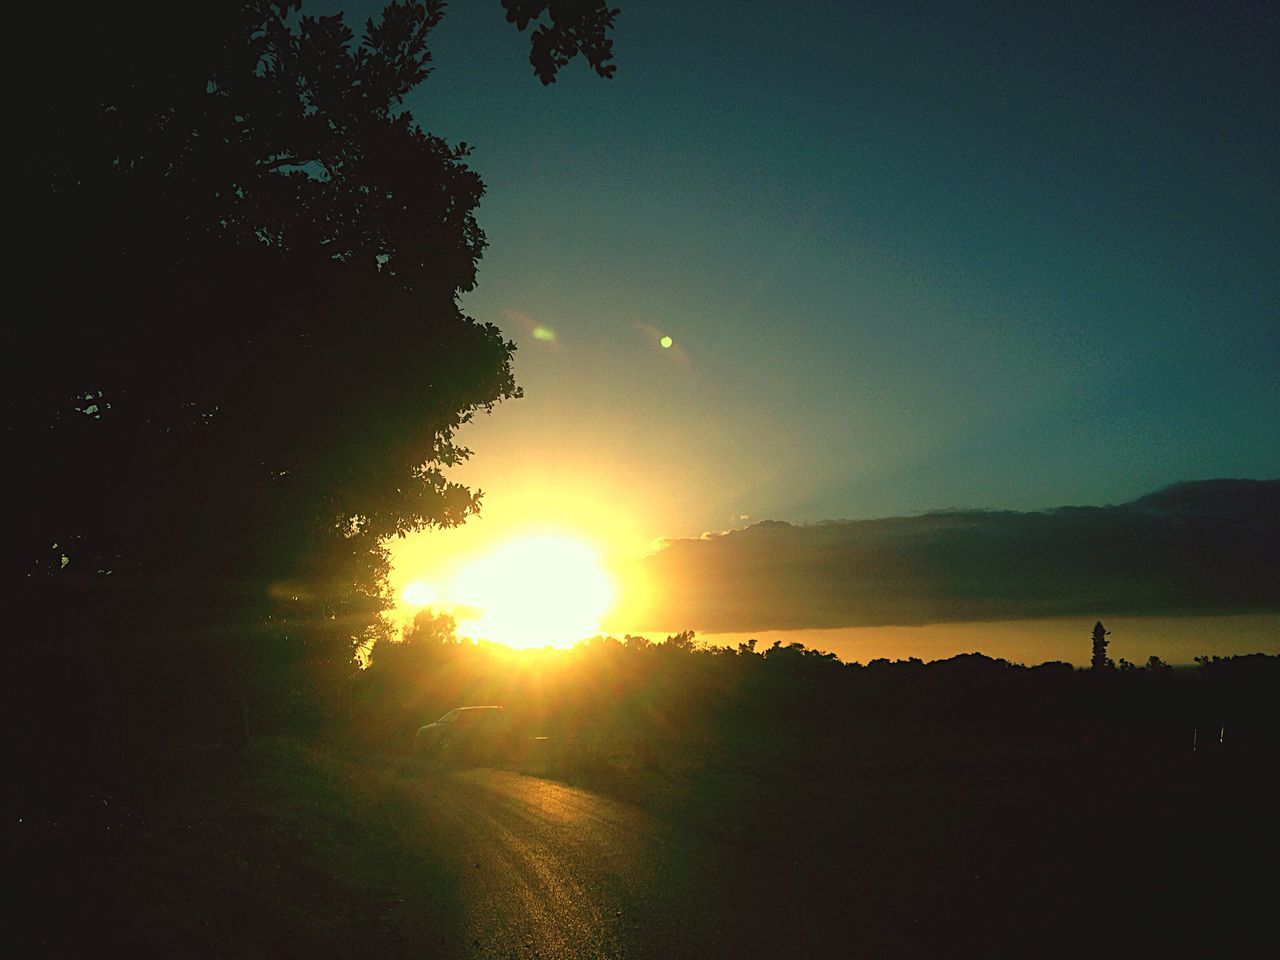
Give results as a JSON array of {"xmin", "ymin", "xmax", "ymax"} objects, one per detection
[{"xmin": 1090, "ymin": 621, "xmax": 1113, "ymax": 670}]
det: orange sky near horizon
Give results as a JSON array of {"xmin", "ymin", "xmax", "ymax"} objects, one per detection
[
  {"xmin": 387, "ymin": 452, "xmax": 1276, "ymax": 664},
  {"xmin": 695, "ymin": 615, "xmax": 1280, "ymax": 668}
]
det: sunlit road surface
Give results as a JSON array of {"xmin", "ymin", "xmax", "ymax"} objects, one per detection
[{"xmin": 408, "ymin": 767, "xmax": 918, "ymax": 960}]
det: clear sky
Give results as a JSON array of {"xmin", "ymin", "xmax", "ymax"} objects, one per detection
[{"xmin": 330, "ymin": 2, "xmax": 1278, "ymax": 659}]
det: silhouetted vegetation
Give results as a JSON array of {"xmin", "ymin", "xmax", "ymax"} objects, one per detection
[
  {"xmin": 346, "ymin": 614, "xmax": 1279, "ymax": 777},
  {"xmin": 10, "ymin": 1, "xmax": 617, "ymax": 801}
]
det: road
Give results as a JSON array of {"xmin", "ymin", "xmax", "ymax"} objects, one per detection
[
  {"xmin": 402, "ymin": 766, "xmax": 919, "ymax": 960},
  {"xmin": 390, "ymin": 746, "xmax": 1280, "ymax": 959}
]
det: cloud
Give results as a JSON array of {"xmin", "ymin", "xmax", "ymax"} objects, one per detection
[{"xmin": 640, "ymin": 480, "xmax": 1280, "ymax": 631}]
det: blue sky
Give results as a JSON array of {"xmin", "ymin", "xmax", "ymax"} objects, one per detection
[
  {"xmin": 372, "ymin": 0, "xmax": 1278, "ymax": 538},
  {"xmin": 318, "ymin": 2, "xmax": 1279, "ymax": 656}
]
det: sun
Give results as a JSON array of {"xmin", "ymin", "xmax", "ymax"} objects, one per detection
[
  {"xmin": 447, "ymin": 534, "xmax": 617, "ymax": 648},
  {"xmin": 401, "ymin": 581, "xmax": 437, "ymax": 607}
]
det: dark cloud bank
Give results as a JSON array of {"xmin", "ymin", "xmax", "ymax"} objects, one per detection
[{"xmin": 643, "ymin": 480, "xmax": 1279, "ymax": 632}]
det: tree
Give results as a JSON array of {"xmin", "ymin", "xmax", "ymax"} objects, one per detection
[
  {"xmin": 1090, "ymin": 621, "xmax": 1113, "ymax": 671},
  {"xmin": 662, "ymin": 630, "xmax": 699, "ymax": 654},
  {"xmin": 9, "ymin": 1, "xmax": 617, "ymax": 755},
  {"xmin": 502, "ymin": 1, "xmax": 621, "ymax": 83}
]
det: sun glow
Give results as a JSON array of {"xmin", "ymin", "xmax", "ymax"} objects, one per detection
[
  {"xmin": 389, "ymin": 466, "xmax": 660, "ymax": 648},
  {"xmin": 401, "ymin": 581, "xmax": 437, "ymax": 607},
  {"xmin": 443, "ymin": 534, "xmax": 617, "ymax": 648},
  {"xmin": 394, "ymin": 528, "xmax": 629, "ymax": 649}
]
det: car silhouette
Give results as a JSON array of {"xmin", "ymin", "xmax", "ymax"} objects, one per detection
[{"xmin": 414, "ymin": 705, "xmax": 511, "ymax": 761}]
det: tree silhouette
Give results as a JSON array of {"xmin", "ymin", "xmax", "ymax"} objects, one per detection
[
  {"xmin": 503, "ymin": 1, "xmax": 621, "ymax": 83},
  {"xmin": 1090, "ymin": 621, "xmax": 1113, "ymax": 671},
  {"xmin": 10, "ymin": 1, "xmax": 617, "ymax": 754}
]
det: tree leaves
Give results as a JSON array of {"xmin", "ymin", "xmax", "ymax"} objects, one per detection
[
  {"xmin": 502, "ymin": 0, "xmax": 620, "ymax": 83},
  {"xmin": 10, "ymin": 0, "xmax": 614, "ymax": 750}
]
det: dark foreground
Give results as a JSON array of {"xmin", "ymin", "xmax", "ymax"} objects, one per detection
[{"xmin": 14, "ymin": 724, "xmax": 1277, "ymax": 960}]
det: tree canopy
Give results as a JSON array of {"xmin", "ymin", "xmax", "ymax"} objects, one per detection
[{"xmin": 9, "ymin": 1, "xmax": 617, "ymax": 750}]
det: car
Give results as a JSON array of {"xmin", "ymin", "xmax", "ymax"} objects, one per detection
[{"xmin": 414, "ymin": 705, "xmax": 511, "ymax": 761}]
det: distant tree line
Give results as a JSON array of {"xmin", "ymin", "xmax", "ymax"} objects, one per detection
[{"xmin": 349, "ymin": 613, "xmax": 1280, "ymax": 770}]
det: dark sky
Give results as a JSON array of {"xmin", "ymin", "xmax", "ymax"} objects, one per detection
[{"xmin": 321, "ymin": 2, "xmax": 1279, "ymax": 649}]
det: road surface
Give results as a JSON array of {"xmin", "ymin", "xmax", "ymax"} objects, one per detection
[{"xmin": 402, "ymin": 766, "xmax": 918, "ymax": 960}]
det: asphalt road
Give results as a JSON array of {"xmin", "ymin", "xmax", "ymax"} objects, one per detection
[
  {"xmin": 405, "ymin": 767, "xmax": 919, "ymax": 960},
  {"xmin": 393, "ymin": 749, "xmax": 1280, "ymax": 959}
]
